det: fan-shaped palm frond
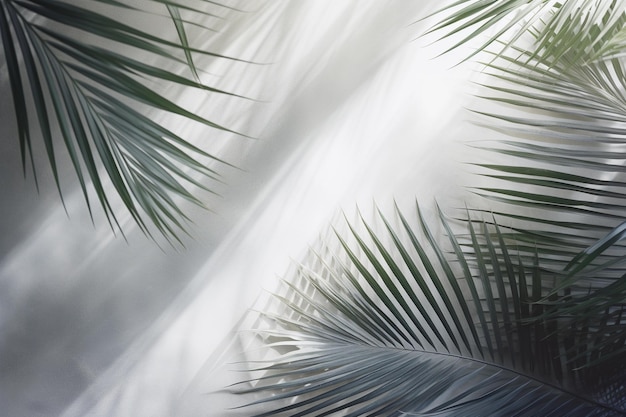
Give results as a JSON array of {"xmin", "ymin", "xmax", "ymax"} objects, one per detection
[
  {"xmin": 232, "ymin": 204, "xmax": 626, "ymax": 416},
  {"xmin": 0, "ymin": 0, "xmax": 246, "ymax": 242}
]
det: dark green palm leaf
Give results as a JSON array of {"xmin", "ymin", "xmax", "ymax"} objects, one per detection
[
  {"xmin": 466, "ymin": 39, "xmax": 626, "ymax": 291},
  {"xmin": 233, "ymin": 204, "xmax": 626, "ymax": 416},
  {"xmin": 0, "ymin": 0, "xmax": 247, "ymax": 242}
]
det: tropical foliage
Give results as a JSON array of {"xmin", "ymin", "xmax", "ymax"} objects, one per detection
[
  {"xmin": 4, "ymin": 0, "xmax": 626, "ymax": 415},
  {"xmin": 0, "ymin": 0, "xmax": 243, "ymax": 242},
  {"xmin": 232, "ymin": 1, "xmax": 626, "ymax": 415},
  {"xmin": 233, "ymin": 205, "xmax": 625, "ymax": 415}
]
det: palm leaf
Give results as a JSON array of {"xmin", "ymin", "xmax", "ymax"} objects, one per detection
[
  {"xmin": 1, "ymin": 0, "xmax": 246, "ymax": 242},
  {"xmin": 232, "ymin": 204, "xmax": 626, "ymax": 416},
  {"xmin": 465, "ymin": 37, "xmax": 626, "ymax": 289},
  {"xmin": 425, "ymin": 0, "xmax": 626, "ymax": 65}
]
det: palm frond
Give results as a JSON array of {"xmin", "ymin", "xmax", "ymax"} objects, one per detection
[
  {"xmin": 464, "ymin": 35, "xmax": 626, "ymax": 289},
  {"xmin": 233, "ymin": 204, "xmax": 626, "ymax": 416},
  {"xmin": 1, "ymin": 0, "xmax": 246, "ymax": 242},
  {"xmin": 425, "ymin": 0, "xmax": 626, "ymax": 65}
]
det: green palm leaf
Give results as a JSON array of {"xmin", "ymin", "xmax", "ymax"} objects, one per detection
[
  {"xmin": 233, "ymin": 204, "xmax": 626, "ymax": 416},
  {"xmin": 425, "ymin": 0, "xmax": 626, "ymax": 64},
  {"xmin": 466, "ymin": 37, "xmax": 626, "ymax": 289},
  {"xmin": 0, "ymin": 0, "xmax": 246, "ymax": 242}
]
